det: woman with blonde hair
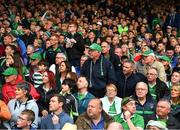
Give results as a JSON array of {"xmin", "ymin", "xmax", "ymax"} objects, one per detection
[{"xmin": 170, "ymin": 85, "xmax": 180, "ymax": 122}]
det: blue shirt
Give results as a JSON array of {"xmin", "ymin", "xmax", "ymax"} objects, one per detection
[{"xmin": 91, "ymin": 115, "xmax": 104, "ymax": 130}]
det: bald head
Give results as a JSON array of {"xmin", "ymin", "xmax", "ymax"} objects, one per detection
[{"xmin": 107, "ymin": 122, "xmax": 123, "ymax": 130}]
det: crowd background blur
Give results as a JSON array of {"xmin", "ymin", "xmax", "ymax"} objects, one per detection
[{"xmin": 0, "ymin": 0, "xmax": 180, "ymax": 129}]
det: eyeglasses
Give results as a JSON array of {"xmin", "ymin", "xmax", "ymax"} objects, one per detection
[
  {"xmin": 136, "ymin": 88, "xmax": 147, "ymax": 91},
  {"xmin": 147, "ymin": 73, "xmax": 157, "ymax": 76}
]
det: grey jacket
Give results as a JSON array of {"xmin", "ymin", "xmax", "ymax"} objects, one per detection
[{"xmin": 4, "ymin": 98, "xmax": 39, "ymax": 129}]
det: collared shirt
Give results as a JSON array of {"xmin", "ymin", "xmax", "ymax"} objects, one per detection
[
  {"xmin": 91, "ymin": 115, "xmax": 104, "ymax": 130},
  {"xmin": 114, "ymin": 113, "xmax": 144, "ymax": 130}
]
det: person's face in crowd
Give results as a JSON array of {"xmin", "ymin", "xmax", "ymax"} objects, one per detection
[
  {"xmin": 122, "ymin": 62, "xmax": 133, "ymax": 75},
  {"xmin": 49, "ymin": 96, "xmax": 62, "ymax": 112},
  {"xmin": 59, "ymin": 61, "xmax": 67, "ymax": 73},
  {"xmin": 44, "ymin": 21, "xmax": 52, "ymax": 30},
  {"xmin": 121, "ymin": 35, "xmax": 128, "ymax": 43},
  {"xmin": 30, "ymin": 59, "xmax": 40, "ymax": 66},
  {"xmin": 171, "ymin": 72, "xmax": 180, "ymax": 84},
  {"xmin": 161, "ymin": 60, "xmax": 169, "ymax": 70},
  {"xmin": 177, "ymin": 37, "xmax": 180, "ymax": 44},
  {"xmin": 38, "ymin": 64, "xmax": 47, "ymax": 72},
  {"xmin": 121, "ymin": 44, "xmax": 128, "ymax": 53},
  {"xmin": 157, "ymin": 43, "xmax": 165, "ymax": 53},
  {"xmin": 101, "ymin": 42, "xmax": 110, "ymax": 54},
  {"xmin": 106, "ymin": 37, "xmax": 112, "ymax": 44},
  {"xmin": 89, "ymin": 49, "xmax": 100, "ymax": 60},
  {"xmin": 59, "ymin": 35, "xmax": 65, "ymax": 44},
  {"xmin": 140, "ymin": 26, "xmax": 146, "ymax": 34},
  {"xmin": 107, "ymin": 29, "xmax": 113, "ymax": 37},
  {"xmin": 123, "ymin": 101, "xmax": 136, "ymax": 114},
  {"xmin": 6, "ymin": 55, "xmax": 14, "ymax": 65},
  {"xmin": 128, "ymin": 31, "xmax": 135, "ymax": 39},
  {"xmin": 143, "ymin": 55, "xmax": 154, "ymax": 65},
  {"xmin": 61, "ymin": 83, "xmax": 70, "ymax": 93},
  {"xmin": 112, "ymin": 36, "xmax": 119, "ymax": 45},
  {"xmin": 68, "ymin": 24, "xmax": 77, "ymax": 33},
  {"xmin": 144, "ymin": 33, "xmax": 150, "ymax": 39},
  {"xmin": 3, "ymin": 36, "xmax": 13, "ymax": 45},
  {"xmin": 166, "ymin": 26, "xmax": 172, "ymax": 33},
  {"xmin": 42, "ymin": 71, "xmax": 49, "ymax": 84},
  {"xmin": 175, "ymin": 44, "xmax": 180, "ymax": 54},
  {"xmin": 5, "ymin": 46, "xmax": 14, "ymax": 55},
  {"xmin": 166, "ymin": 50, "xmax": 174, "ymax": 58},
  {"xmin": 113, "ymin": 26, "xmax": 118, "ymax": 33},
  {"xmin": 169, "ymin": 37, "xmax": 178, "ymax": 46},
  {"xmin": 17, "ymin": 114, "xmax": 31, "ymax": 128},
  {"xmin": 80, "ymin": 56, "xmax": 88, "ymax": 67},
  {"xmin": 147, "ymin": 69, "xmax": 158, "ymax": 82},
  {"xmin": 128, "ymin": 42, "xmax": 134, "ymax": 51},
  {"xmin": 55, "ymin": 53, "xmax": 65, "ymax": 65},
  {"xmin": 115, "ymin": 48, "xmax": 122, "ymax": 58},
  {"xmin": 156, "ymin": 101, "xmax": 170, "ymax": 118},
  {"xmin": 147, "ymin": 126, "xmax": 162, "ymax": 130},
  {"xmin": 5, "ymin": 46, "xmax": 14, "ymax": 56},
  {"xmin": 50, "ymin": 36, "xmax": 58, "ymax": 46},
  {"xmin": 88, "ymin": 32, "xmax": 95, "ymax": 39},
  {"xmin": 46, "ymin": 40, "xmax": 51, "ymax": 49},
  {"xmin": 155, "ymin": 33, "xmax": 162, "ymax": 40},
  {"xmin": 5, "ymin": 74, "xmax": 17, "ymax": 83},
  {"xmin": 77, "ymin": 77, "xmax": 88, "ymax": 90},
  {"xmin": 171, "ymin": 85, "xmax": 180, "ymax": 99},
  {"xmin": 106, "ymin": 86, "xmax": 117, "ymax": 99},
  {"xmin": 136, "ymin": 83, "xmax": 148, "ymax": 98},
  {"xmin": 61, "ymin": 23, "xmax": 68, "ymax": 32},
  {"xmin": 27, "ymin": 45, "xmax": 34, "ymax": 55},
  {"xmin": 87, "ymin": 99, "xmax": 102, "ymax": 119},
  {"xmin": 15, "ymin": 87, "xmax": 27, "ymax": 100},
  {"xmin": 33, "ymin": 39, "xmax": 40, "ymax": 48}
]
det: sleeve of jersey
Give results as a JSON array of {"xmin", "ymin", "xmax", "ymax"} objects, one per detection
[
  {"xmin": 70, "ymin": 95, "xmax": 79, "ymax": 118},
  {"xmin": 134, "ymin": 115, "xmax": 145, "ymax": 129}
]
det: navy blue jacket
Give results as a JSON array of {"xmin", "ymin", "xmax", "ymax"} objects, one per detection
[
  {"xmin": 81, "ymin": 55, "xmax": 117, "ymax": 89},
  {"xmin": 40, "ymin": 112, "xmax": 73, "ymax": 129}
]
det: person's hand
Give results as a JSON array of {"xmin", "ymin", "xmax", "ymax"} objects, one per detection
[
  {"xmin": 52, "ymin": 114, "xmax": 59, "ymax": 125},
  {"xmin": 41, "ymin": 110, "xmax": 48, "ymax": 117},
  {"xmin": 70, "ymin": 38, "xmax": 77, "ymax": 43},
  {"xmin": 124, "ymin": 111, "xmax": 131, "ymax": 120}
]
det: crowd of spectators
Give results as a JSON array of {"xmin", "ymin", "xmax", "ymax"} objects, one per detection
[{"xmin": 0, "ymin": 0, "xmax": 180, "ymax": 129}]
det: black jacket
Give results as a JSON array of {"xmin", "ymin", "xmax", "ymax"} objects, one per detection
[
  {"xmin": 117, "ymin": 72, "xmax": 145, "ymax": 98},
  {"xmin": 145, "ymin": 78, "xmax": 170, "ymax": 101},
  {"xmin": 65, "ymin": 32, "xmax": 84, "ymax": 62},
  {"xmin": 36, "ymin": 85, "xmax": 58, "ymax": 116}
]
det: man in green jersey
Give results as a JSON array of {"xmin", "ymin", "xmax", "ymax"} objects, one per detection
[{"xmin": 114, "ymin": 97, "xmax": 144, "ymax": 130}]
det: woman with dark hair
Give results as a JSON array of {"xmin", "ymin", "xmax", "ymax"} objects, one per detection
[
  {"xmin": 66, "ymin": 71, "xmax": 78, "ymax": 94},
  {"xmin": 59, "ymin": 61, "xmax": 71, "ymax": 81},
  {"xmin": 4, "ymin": 82, "xmax": 39, "ymax": 129},
  {"xmin": 36, "ymin": 70, "xmax": 58, "ymax": 117},
  {"xmin": 132, "ymin": 81, "xmax": 157, "ymax": 125},
  {"xmin": 59, "ymin": 78, "xmax": 78, "ymax": 120},
  {"xmin": 167, "ymin": 70, "xmax": 180, "ymax": 89}
]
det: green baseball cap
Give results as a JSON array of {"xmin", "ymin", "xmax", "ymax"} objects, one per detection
[
  {"xmin": 159, "ymin": 55, "xmax": 171, "ymax": 63},
  {"xmin": 89, "ymin": 43, "xmax": 102, "ymax": 52},
  {"xmin": 121, "ymin": 97, "xmax": 135, "ymax": 106},
  {"xmin": 30, "ymin": 53, "xmax": 42, "ymax": 60},
  {"xmin": 142, "ymin": 49, "xmax": 155, "ymax": 57},
  {"xmin": 2, "ymin": 67, "xmax": 18, "ymax": 76}
]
